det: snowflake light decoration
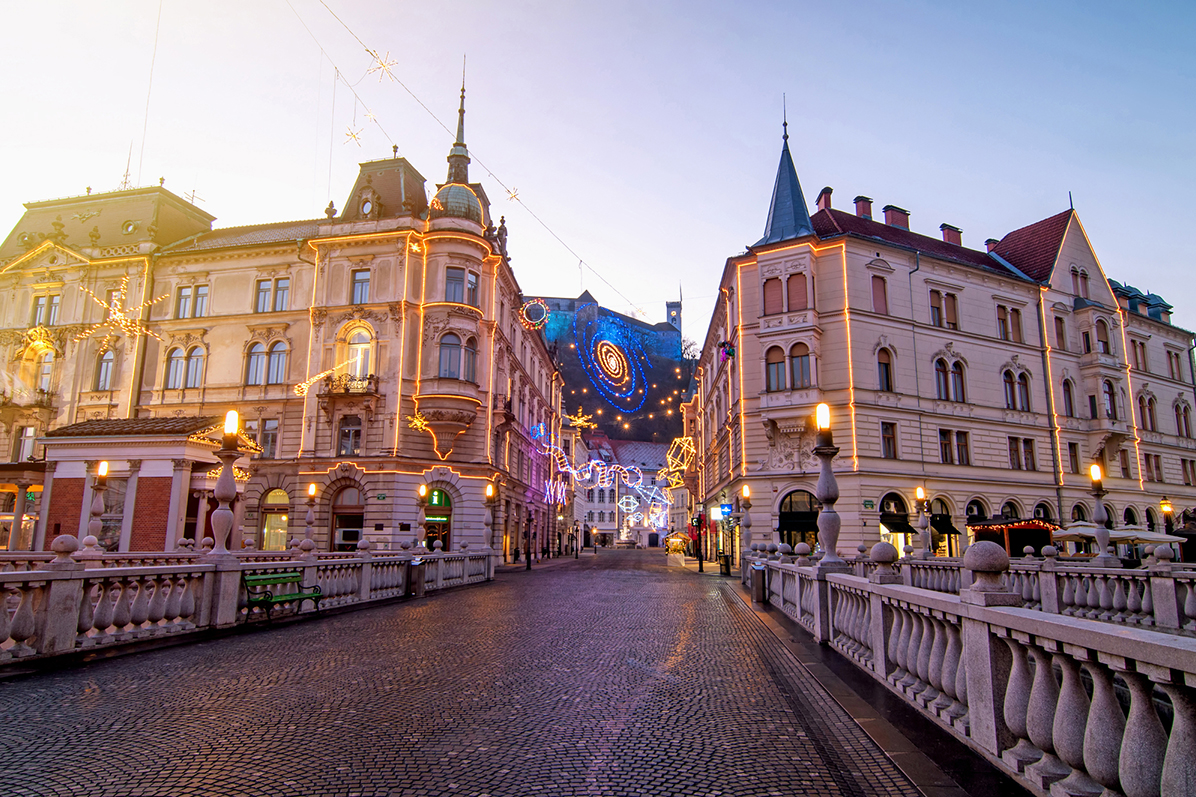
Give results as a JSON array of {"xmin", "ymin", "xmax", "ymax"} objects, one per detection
[
  {"xmin": 407, "ymin": 412, "xmax": 430, "ymax": 432},
  {"xmin": 344, "ymin": 126, "xmax": 364, "ymax": 146},
  {"xmin": 507, "ymin": 187, "xmax": 519, "ymax": 202},
  {"xmin": 366, "ymin": 49, "xmax": 398, "ymax": 82},
  {"xmin": 563, "ymin": 406, "xmax": 597, "ymax": 430},
  {"xmin": 75, "ymin": 275, "xmax": 168, "ymax": 344}
]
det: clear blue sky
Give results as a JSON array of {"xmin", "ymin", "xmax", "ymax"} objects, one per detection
[{"xmin": 2, "ymin": 1, "xmax": 1193, "ymax": 340}]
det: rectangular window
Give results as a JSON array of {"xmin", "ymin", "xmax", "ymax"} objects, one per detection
[
  {"xmin": 244, "ymin": 419, "xmax": 260, "ymax": 452},
  {"xmin": 881, "ymin": 422, "xmax": 897, "ymax": 459},
  {"xmin": 762, "ymin": 278, "xmax": 783, "ymax": 315},
  {"xmin": 1023, "ymin": 438, "xmax": 1036, "ymax": 471},
  {"xmin": 445, "ymin": 267, "xmax": 465, "ymax": 303},
  {"xmin": 944, "ymin": 293, "xmax": 958, "ymax": 330},
  {"xmin": 1055, "ymin": 317, "xmax": 1067, "ymax": 350},
  {"xmin": 273, "ymin": 278, "xmax": 289, "ymax": 312},
  {"xmin": 47, "ymin": 295, "xmax": 60, "ymax": 326},
  {"xmin": 193, "ymin": 285, "xmax": 208, "ymax": 317},
  {"xmin": 12, "ymin": 426, "xmax": 36, "ymax": 462},
  {"xmin": 1184, "ymin": 459, "xmax": 1193, "ymax": 486},
  {"xmin": 351, "ymin": 270, "xmax": 370, "ymax": 304},
  {"xmin": 1010, "ymin": 308, "xmax": 1024, "ymax": 343},
  {"xmin": 1154, "ymin": 454, "xmax": 1163, "ymax": 483},
  {"xmin": 1143, "ymin": 453, "xmax": 1154, "ymax": 482},
  {"xmin": 997, "ymin": 305, "xmax": 1009, "ymax": 341},
  {"xmin": 338, "ymin": 416, "xmax": 362, "ymax": 457},
  {"xmin": 1008, "ymin": 437, "xmax": 1022, "ymax": 470},
  {"xmin": 1068, "ymin": 442, "xmax": 1080, "ymax": 474},
  {"xmin": 939, "ymin": 429, "xmax": 953, "ymax": 464},
  {"xmin": 871, "ymin": 275, "xmax": 888, "ymax": 315},
  {"xmin": 261, "ymin": 419, "xmax": 279, "ymax": 459},
  {"xmin": 176, "ymin": 286, "xmax": 193, "ymax": 319},
  {"xmin": 1088, "ymin": 395, "xmax": 1098, "ymax": 419},
  {"xmin": 467, "ymin": 272, "xmax": 479, "ymax": 307},
  {"xmin": 929, "ymin": 290, "xmax": 942, "ymax": 327},
  {"xmin": 32, "ymin": 296, "xmax": 46, "ymax": 326},
  {"xmin": 787, "ymin": 273, "xmax": 807, "ymax": 311},
  {"xmin": 1120, "ymin": 448, "xmax": 1131, "ymax": 479},
  {"xmin": 1082, "ymin": 331, "xmax": 1092, "ymax": 353},
  {"xmin": 956, "ymin": 431, "xmax": 970, "ymax": 466},
  {"xmin": 255, "ymin": 280, "xmax": 272, "ymax": 313}
]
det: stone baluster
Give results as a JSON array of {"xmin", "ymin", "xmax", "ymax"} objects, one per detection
[
  {"xmin": 1000, "ymin": 636, "xmax": 1043, "ymax": 772},
  {"xmin": 163, "ymin": 576, "xmax": 184, "ymax": 631},
  {"xmin": 953, "ymin": 647, "xmax": 969, "ymax": 731},
  {"xmin": 1051, "ymin": 652, "xmax": 1102, "ymax": 795},
  {"xmin": 76, "ymin": 580, "xmax": 97, "ymax": 646},
  {"xmin": 91, "ymin": 578, "xmax": 116, "ymax": 642},
  {"xmin": 921, "ymin": 615, "xmax": 947, "ymax": 708},
  {"xmin": 1111, "ymin": 575, "xmax": 1129, "ymax": 622},
  {"xmin": 1024, "ymin": 642, "xmax": 1071, "ymax": 789},
  {"xmin": 1119, "ymin": 671, "xmax": 1166, "ymax": 797},
  {"xmin": 899, "ymin": 608, "xmax": 923, "ymax": 689},
  {"xmin": 1081, "ymin": 657, "xmax": 1125, "ymax": 795},
  {"xmin": 933, "ymin": 619, "xmax": 961, "ymax": 715},
  {"xmin": 1159, "ymin": 681, "xmax": 1196, "ymax": 796},
  {"xmin": 147, "ymin": 575, "xmax": 168, "ymax": 632},
  {"xmin": 111, "ymin": 576, "xmax": 134, "ymax": 639},
  {"xmin": 1183, "ymin": 580, "xmax": 1196, "ymax": 630},
  {"xmin": 129, "ymin": 575, "xmax": 151, "ymax": 636},
  {"xmin": 1061, "ymin": 572, "xmax": 1077, "ymax": 615},
  {"xmin": 886, "ymin": 603, "xmax": 906, "ymax": 683},
  {"xmin": 178, "ymin": 574, "xmax": 198, "ymax": 629},
  {"xmin": 8, "ymin": 582, "xmax": 39, "ymax": 656}
]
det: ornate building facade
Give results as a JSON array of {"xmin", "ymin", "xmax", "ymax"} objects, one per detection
[
  {"xmin": 0, "ymin": 90, "xmax": 561, "ymax": 556},
  {"xmin": 692, "ymin": 124, "xmax": 1196, "ymax": 560}
]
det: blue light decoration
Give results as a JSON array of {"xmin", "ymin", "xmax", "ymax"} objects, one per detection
[{"xmin": 573, "ymin": 303, "xmax": 650, "ymax": 413}]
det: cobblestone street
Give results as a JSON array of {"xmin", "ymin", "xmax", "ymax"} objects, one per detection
[{"xmin": 1, "ymin": 551, "xmax": 929, "ymax": 797}]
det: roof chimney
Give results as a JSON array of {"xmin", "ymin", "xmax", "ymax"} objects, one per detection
[
  {"xmin": 985, "ymin": 238, "xmax": 1000, "ymax": 253},
  {"xmin": 853, "ymin": 195, "xmax": 872, "ymax": 220},
  {"xmin": 882, "ymin": 204, "xmax": 909, "ymax": 229},
  {"xmin": 939, "ymin": 223, "xmax": 962, "ymax": 246},
  {"xmin": 816, "ymin": 186, "xmax": 833, "ymax": 211}
]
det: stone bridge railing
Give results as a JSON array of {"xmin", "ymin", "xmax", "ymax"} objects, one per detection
[
  {"xmin": 0, "ymin": 536, "xmax": 495, "ymax": 667},
  {"xmin": 746, "ymin": 542, "xmax": 1196, "ymax": 797}
]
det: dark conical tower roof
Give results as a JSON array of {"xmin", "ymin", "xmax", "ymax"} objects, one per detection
[{"xmin": 754, "ymin": 121, "xmax": 814, "ymax": 246}]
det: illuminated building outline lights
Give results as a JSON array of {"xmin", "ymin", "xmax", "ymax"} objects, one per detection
[{"xmin": 519, "ymin": 297, "xmax": 549, "ymax": 330}]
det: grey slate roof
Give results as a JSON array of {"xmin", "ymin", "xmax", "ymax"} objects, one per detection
[
  {"xmin": 162, "ymin": 219, "xmax": 321, "ymax": 253},
  {"xmin": 754, "ymin": 129, "xmax": 815, "ymax": 247},
  {"xmin": 44, "ymin": 416, "xmax": 221, "ymax": 437}
]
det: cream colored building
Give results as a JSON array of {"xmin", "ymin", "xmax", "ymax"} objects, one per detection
[
  {"xmin": 693, "ymin": 125, "xmax": 1196, "ymax": 560},
  {"xmin": 0, "ymin": 91, "xmax": 561, "ymax": 555}
]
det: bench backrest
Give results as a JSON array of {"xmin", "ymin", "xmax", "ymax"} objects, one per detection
[{"xmin": 243, "ymin": 572, "xmax": 303, "ymax": 587}]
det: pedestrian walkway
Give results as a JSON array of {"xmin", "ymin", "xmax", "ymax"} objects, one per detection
[{"xmin": 2, "ymin": 550, "xmax": 960, "ymax": 797}]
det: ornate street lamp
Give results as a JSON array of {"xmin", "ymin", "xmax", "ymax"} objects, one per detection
[
  {"xmin": 416, "ymin": 483, "xmax": 428, "ymax": 551},
  {"xmin": 813, "ymin": 403, "xmax": 849, "ymax": 572},
  {"xmin": 916, "ymin": 486, "xmax": 933, "ymax": 559},
  {"xmin": 483, "ymin": 482, "xmax": 497, "ymax": 551},
  {"xmin": 305, "ymin": 483, "xmax": 317, "ymax": 542},
  {"xmin": 1161, "ymin": 495, "xmax": 1174, "ymax": 532},
  {"xmin": 88, "ymin": 461, "xmax": 108, "ymax": 542},
  {"xmin": 1089, "ymin": 464, "xmax": 1120, "ymax": 567},
  {"xmin": 739, "ymin": 483, "xmax": 752, "ymax": 565},
  {"xmin": 207, "ymin": 411, "xmax": 241, "ymax": 558}
]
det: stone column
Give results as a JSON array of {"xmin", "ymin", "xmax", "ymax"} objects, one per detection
[
  {"xmin": 118, "ymin": 460, "xmax": 141, "ymax": 552},
  {"xmin": 33, "ymin": 461, "xmax": 56, "ymax": 552},
  {"xmin": 11, "ymin": 482, "xmax": 29, "ymax": 551},
  {"xmin": 166, "ymin": 459, "xmax": 193, "ymax": 552},
  {"xmin": 194, "ymin": 489, "xmax": 211, "ymax": 545}
]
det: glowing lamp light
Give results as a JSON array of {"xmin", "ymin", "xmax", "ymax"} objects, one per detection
[
  {"xmin": 418, "ymin": 484, "xmax": 428, "ymax": 500},
  {"xmin": 915, "ymin": 486, "xmax": 926, "ymax": 502},
  {"xmin": 741, "ymin": 484, "xmax": 751, "ymax": 501},
  {"xmin": 485, "ymin": 482, "xmax": 496, "ymax": 500},
  {"xmin": 308, "ymin": 483, "xmax": 317, "ymax": 499},
  {"xmin": 224, "ymin": 410, "xmax": 239, "ymax": 435},
  {"xmin": 98, "ymin": 461, "xmax": 109, "ymax": 477},
  {"xmin": 815, "ymin": 403, "xmax": 833, "ymax": 447},
  {"xmin": 1161, "ymin": 496, "xmax": 1173, "ymax": 514},
  {"xmin": 1089, "ymin": 464, "xmax": 1102, "ymax": 483}
]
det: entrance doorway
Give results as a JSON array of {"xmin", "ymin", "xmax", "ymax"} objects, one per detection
[
  {"xmin": 424, "ymin": 489, "xmax": 452, "ymax": 550},
  {"xmin": 260, "ymin": 488, "xmax": 290, "ymax": 551},
  {"xmin": 332, "ymin": 486, "xmax": 364, "ymax": 552},
  {"xmin": 778, "ymin": 489, "xmax": 819, "ymax": 550}
]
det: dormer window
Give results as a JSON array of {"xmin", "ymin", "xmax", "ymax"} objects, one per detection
[{"xmin": 360, "ymin": 198, "xmax": 373, "ymax": 216}]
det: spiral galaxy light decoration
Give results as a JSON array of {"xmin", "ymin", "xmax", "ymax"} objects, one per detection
[{"xmin": 574, "ymin": 304, "xmax": 649, "ymax": 413}]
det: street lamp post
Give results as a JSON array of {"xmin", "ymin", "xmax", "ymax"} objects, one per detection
[
  {"xmin": 916, "ymin": 486, "xmax": 933, "ymax": 559},
  {"xmin": 416, "ymin": 483, "xmax": 428, "ymax": 551},
  {"xmin": 1161, "ymin": 495, "xmax": 1174, "ymax": 533},
  {"xmin": 483, "ymin": 482, "xmax": 496, "ymax": 552},
  {"xmin": 88, "ymin": 461, "xmax": 108, "ymax": 542},
  {"xmin": 1089, "ymin": 464, "xmax": 1121, "ymax": 567},
  {"xmin": 207, "ymin": 410, "xmax": 241, "ymax": 558},
  {"xmin": 305, "ymin": 483, "xmax": 316, "ymax": 542},
  {"xmin": 526, "ymin": 510, "xmax": 533, "ymax": 571},
  {"xmin": 738, "ymin": 484, "xmax": 752, "ymax": 567},
  {"xmin": 813, "ymin": 403, "xmax": 850, "ymax": 574}
]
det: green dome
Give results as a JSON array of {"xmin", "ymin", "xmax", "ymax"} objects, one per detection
[{"xmin": 429, "ymin": 183, "xmax": 483, "ymax": 224}]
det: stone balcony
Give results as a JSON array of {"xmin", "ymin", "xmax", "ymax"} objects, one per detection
[{"xmin": 414, "ymin": 376, "xmax": 482, "ymax": 458}]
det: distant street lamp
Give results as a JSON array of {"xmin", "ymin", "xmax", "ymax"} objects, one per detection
[
  {"xmin": 207, "ymin": 410, "xmax": 241, "ymax": 558},
  {"xmin": 1161, "ymin": 495, "xmax": 1174, "ymax": 532},
  {"xmin": 915, "ymin": 486, "xmax": 932, "ymax": 559},
  {"xmin": 305, "ymin": 483, "xmax": 317, "ymax": 541},
  {"xmin": 483, "ymin": 482, "xmax": 497, "ymax": 551},
  {"xmin": 88, "ymin": 461, "xmax": 109, "ymax": 542},
  {"xmin": 1089, "ymin": 464, "xmax": 1120, "ymax": 567}
]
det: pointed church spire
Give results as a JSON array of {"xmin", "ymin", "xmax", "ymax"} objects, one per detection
[
  {"xmin": 754, "ymin": 111, "xmax": 814, "ymax": 247},
  {"xmin": 446, "ymin": 63, "xmax": 470, "ymax": 185}
]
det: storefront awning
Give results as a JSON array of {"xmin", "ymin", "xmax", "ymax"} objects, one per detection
[
  {"xmin": 879, "ymin": 519, "xmax": 918, "ymax": 536},
  {"xmin": 930, "ymin": 514, "xmax": 961, "ymax": 535}
]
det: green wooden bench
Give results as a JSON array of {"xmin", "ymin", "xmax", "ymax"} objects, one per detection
[{"xmin": 243, "ymin": 571, "xmax": 322, "ymax": 619}]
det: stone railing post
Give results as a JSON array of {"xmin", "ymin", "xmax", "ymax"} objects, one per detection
[
  {"xmin": 356, "ymin": 539, "xmax": 373, "ymax": 602},
  {"xmin": 958, "ymin": 541, "xmax": 1021, "ymax": 757},
  {"xmin": 867, "ymin": 542, "xmax": 901, "ymax": 680},
  {"xmin": 35, "ymin": 535, "xmax": 85, "ymax": 655},
  {"xmin": 207, "ymin": 558, "xmax": 243, "ymax": 628},
  {"xmin": 1038, "ymin": 546, "xmax": 1061, "ymax": 614},
  {"xmin": 901, "ymin": 546, "xmax": 916, "ymax": 587},
  {"xmin": 1148, "ymin": 547, "xmax": 1183, "ymax": 630}
]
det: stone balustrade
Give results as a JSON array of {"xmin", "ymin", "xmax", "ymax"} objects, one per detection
[
  {"xmin": 751, "ymin": 542, "xmax": 1196, "ymax": 796},
  {"xmin": 0, "ymin": 536, "xmax": 495, "ymax": 666}
]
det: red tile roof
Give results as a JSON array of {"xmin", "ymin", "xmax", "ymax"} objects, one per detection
[
  {"xmin": 990, "ymin": 209, "xmax": 1073, "ymax": 283},
  {"xmin": 809, "ymin": 209, "xmax": 1026, "ymax": 281},
  {"xmin": 162, "ymin": 219, "xmax": 321, "ymax": 253},
  {"xmin": 44, "ymin": 416, "xmax": 221, "ymax": 437}
]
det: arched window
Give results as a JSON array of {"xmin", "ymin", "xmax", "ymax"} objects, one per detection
[
  {"xmin": 1147, "ymin": 397, "xmax": 1157, "ymax": 431},
  {"xmin": 1096, "ymin": 319, "xmax": 1110, "ymax": 354},
  {"xmin": 1062, "ymin": 379, "xmax": 1075, "ymax": 417},
  {"xmin": 185, "ymin": 346, "xmax": 205, "ymax": 389},
  {"xmin": 1003, "ymin": 370, "xmax": 1016, "ymax": 409},
  {"xmin": 1071, "ymin": 267, "xmax": 1081, "ymax": 296},
  {"xmin": 1079, "ymin": 270, "xmax": 1090, "ymax": 299},
  {"xmin": 966, "ymin": 499, "xmax": 988, "ymax": 521},
  {"xmin": 95, "ymin": 350, "xmax": 114, "ymax": 391},
  {"xmin": 934, "ymin": 359, "xmax": 950, "ymax": 400},
  {"xmin": 877, "ymin": 348, "xmax": 893, "ymax": 392},
  {"xmin": 463, "ymin": 337, "xmax": 478, "ymax": 383},
  {"xmin": 598, "ymin": 489, "xmax": 605, "ymax": 504},
  {"xmin": 1001, "ymin": 501, "xmax": 1020, "ymax": 520},
  {"xmin": 1103, "ymin": 380, "xmax": 1117, "ymax": 420},
  {"xmin": 260, "ymin": 489, "xmax": 290, "ymax": 551},
  {"xmin": 245, "ymin": 343, "xmax": 266, "ymax": 385},
  {"xmin": 439, "ymin": 333, "xmax": 461, "ymax": 379},
  {"xmin": 598, "ymin": 511, "xmax": 605, "ymax": 523},
  {"xmin": 166, "ymin": 348, "xmax": 186, "ymax": 389},
  {"xmin": 790, "ymin": 343, "xmax": 811, "ymax": 389},
  {"xmin": 1123, "ymin": 506, "xmax": 1138, "ymax": 526},
  {"xmin": 1071, "ymin": 503, "xmax": 1088, "ymax": 522},
  {"xmin": 1034, "ymin": 502, "xmax": 1053, "ymax": 521},
  {"xmin": 765, "ymin": 347, "xmax": 785, "ymax": 392},
  {"xmin": 1139, "ymin": 396, "xmax": 1149, "ymax": 429},
  {"xmin": 348, "ymin": 331, "xmax": 371, "ymax": 377},
  {"xmin": 950, "ymin": 362, "xmax": 966, "ymax": 403},
  {"xmin": 1178, "ymin": 405, "xmax": 1193, "ymax": 438},
  {"xmin": 331, "ymin": 486, "xmax": 365, "ymax": 552},
  {"xmin": 1146, "ymin": 507, "xmax": 1157, "ymax": 530},
  {"xmin": 1017, "ymin": 374, "xmax": 1031, "ymax": 411},
  {"xmin": 266, "ymin": 342, "xmax": 287, "ymax": 385}
]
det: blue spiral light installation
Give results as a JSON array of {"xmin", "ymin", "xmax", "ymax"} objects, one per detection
[{"xmin": 573, "ymin": 303, "xmax": 649, "ymax": 413}]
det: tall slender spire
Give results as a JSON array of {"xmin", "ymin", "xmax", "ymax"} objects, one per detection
[
  {"xmin": 446, "ymin": 62, "xmax": 470, "ymax": 184},
  {"xmin": 754, "ymin": 110, "xmax": 814, "ymax": 247}
]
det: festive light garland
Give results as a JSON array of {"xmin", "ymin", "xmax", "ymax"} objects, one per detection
[
  {"xmin": 75, "ymin": 275, "xmax": 168, "ymax": 344},
  {"xmin": 519, "ymin": 298, "xmax": 549, "ymax": 331}
]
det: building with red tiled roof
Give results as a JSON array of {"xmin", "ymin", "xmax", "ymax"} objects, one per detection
[{"xmin": 690, "ymin": 127, "xmax": 1196, "ymax": 564}]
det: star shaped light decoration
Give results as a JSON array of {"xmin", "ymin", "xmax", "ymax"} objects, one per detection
[
  {"xmin": 365, "ymin": 110, "xmax": 377, "ymax": 123},
  {"xmin": 507, "ymin": 187, "xmax": 519, "ymax": 202},
  {"xmin": 75, "ymin": 275, "xmax": 168, "ymax": 344},
  {"xmin": 367, "ymin": 50, "xmax": 398, "ymax": 82},
  {"xmin": 344, "ymin": 126, "xmax": 364, "ymax": 146},
  {"xmin": 563, "ymin": 406, "xmax": 597, "ymax": 430},
  {"xmin": 407, "ymin": 412, "xmax": 430, "ymax": 433}
]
